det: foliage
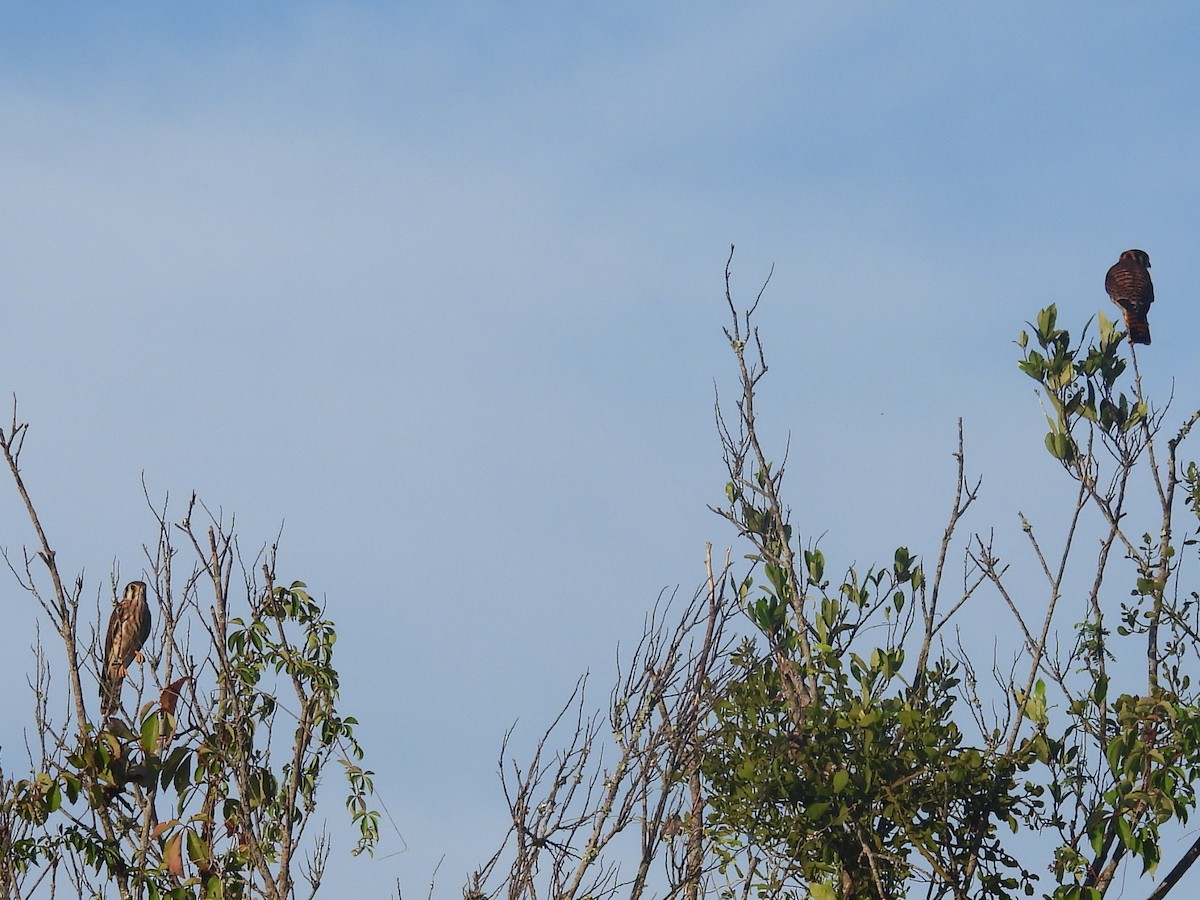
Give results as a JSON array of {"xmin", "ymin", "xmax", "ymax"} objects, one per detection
[
  {"xmin": 475, "ymin": 251, "xmax": 1200, "ymax": 900},
  {"xmin": 0, "ymin": 414, "xmax": 378, "ymax": 900},
  {"xmin": 1012, "ymin": 305, "xmax": 1200, "ymax": 898},
  {"xmin": 702, "ymin": 607, "xmax": 1038, "ymax": 899},
  {"xmin": 701, "ymin": 285, "xmax": 1200, "ymax": 900}
]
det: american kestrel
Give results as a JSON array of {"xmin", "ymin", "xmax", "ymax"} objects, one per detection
[
  {"xmin": 100, "ymin": 580, "xmax": 152, "ymax": 717},
  {"xmin": 1105, "ymin": 249, "xmax": 1154, "ymax": 345}
]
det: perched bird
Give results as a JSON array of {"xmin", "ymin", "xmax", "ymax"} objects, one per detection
[
  {"xmin": 1105, "ymin": 249, "xmax": 1154, "ymax": 345},
  {"xmin": 100, "ymin": 580, "xmax": 152, "ymax": 717}
]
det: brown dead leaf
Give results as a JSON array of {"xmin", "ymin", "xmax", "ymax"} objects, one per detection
[
  {"xmin": 159, "ymin": 677, "xmax": 190, "ymax": 716},
  {"xmin": 150, "ymin": 819, "xmax": 179, "ymax": 841},
  {"xmin": 164, "ymin": 832, "xmax": 184, "ymax": 878}
]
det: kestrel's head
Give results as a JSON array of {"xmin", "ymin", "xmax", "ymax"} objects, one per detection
[
  {"xmin": 125, "ymin": 581, "xmax": 147, "ymax": 602},
  {"xmin": 1120, "ymin": 249, "xmax": 1151, "ymax": 269}
]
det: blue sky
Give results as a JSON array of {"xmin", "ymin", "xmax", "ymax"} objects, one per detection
[{"xmin": 2, "ymin": 3, "xmax": 1199, "ymax": 895}]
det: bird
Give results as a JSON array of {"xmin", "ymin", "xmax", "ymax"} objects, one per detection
[
  {"xmin": 1105, "ymin": 249, "xmax": 1154, "ymax": 345},
  {"xmin": 99, "ymin": 580, "xmax": 152, "ymax": 718}
]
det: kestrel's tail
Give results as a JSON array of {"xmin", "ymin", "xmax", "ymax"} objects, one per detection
[
  {"xmin": 99, "ymin": 665, "xmax": 125, "ymax": 717},
  {"xmin": 1122, "ymin": 309, "xmax": 1152, "ymax": 345}
]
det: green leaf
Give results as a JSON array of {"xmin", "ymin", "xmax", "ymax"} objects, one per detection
[
  {"xmin": 1098, "ymin": 310, "xmax": 1115, "ymax": 343},
  {"xmin": 805, "ymin": 549, "xmax": 825, "ymax": 583},
  {"xmin": 1036, "ymin": 305, "xmax": 1057, "ymax": 339},
  {"xmin": 140, "ymin": 714, "xmax": 162, "ymax": 754},
  {"xmin": 1021, "ymin": 679, "xmax": 1048, "ymax": 726},
  {"xmin": 1044, "ymin": 431, "xmax": 1075, "ymax": 462},
  {"xmin": 1018, "ymin": 351, "xmax": 1046, "ymax": 380},
  {"xmin": 1092, "ymin": 674, "xmax": 1108, "ymax": 705},
  {"xmin": 185, "ymin": 828, "xmax": 211, "ymax": 865},
  {"xmin": 173, "ymin": 753, "xmax": 193, "ymax": 794}
]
